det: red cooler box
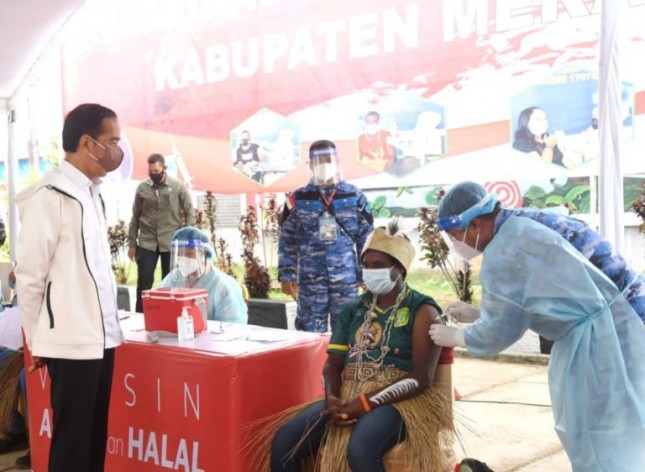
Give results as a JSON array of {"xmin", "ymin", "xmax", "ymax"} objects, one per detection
[{"xmin": 142, "ymin": 287, "xmax": 208, "ymax": 334}]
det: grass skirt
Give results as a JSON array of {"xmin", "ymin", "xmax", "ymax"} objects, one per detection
[
  {"xmin": 321, "ymin": 366, "xmax": 454, "ymax": 471},
  {"xmin": 245, "ymin": 363, "xmax": 455, "ymax": 471},
  {"xmin": 0, "ymin": 350, "xmax": 24, "ymax": 439}
]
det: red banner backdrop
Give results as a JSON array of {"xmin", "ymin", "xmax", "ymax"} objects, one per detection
[
  {"xmin": 25, "ymin": 335, "xmax": 328, "ymax": 471},
  {"xmin": 59, "ymin": 1, "xmax": 645, "ymax": 192}
]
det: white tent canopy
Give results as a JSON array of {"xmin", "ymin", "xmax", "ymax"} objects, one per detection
[
  {"xmin": 0, "ymin": 0, "xmax": 83, "ymax": 260},
  {"xmin": 598, "ymin": 1, "xmax": 625, "ymax": 251},
  {"xmin": 569, "ymin": 139, "xmax": 645, "ymax": 178},
  {"xmin": 0, "ymin": 0, "xmax": 82, "ymax": 99}
]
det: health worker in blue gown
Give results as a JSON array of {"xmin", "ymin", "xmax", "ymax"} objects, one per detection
[
  {"xmin": 160, "ymin": 226, "xmax": 248, "ymax": 324},
  {"xmin": 429, "ymin": 181, "xmax": 645, "ymax": 472}
]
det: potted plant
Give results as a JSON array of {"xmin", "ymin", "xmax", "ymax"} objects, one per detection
[
  {"xmin": 107, "ymin": 220, "xmax": 132, "ymax": 310},
  {"xmin": 239, "ymin": 204, "xmax": 295, "ymax": 329},
  {"xmin": 417, "ymin": 187, "xmax": 474, "ymax": 304},
  {"xmin": 631, "ymin": 181, "xmax": 645, "ymax": 232},
  {"xmin": 259, "ymin": 195, "xmax": 280, "ymax": 268},
  {"xmin": 238, "ymin": 205, "xmax": 271, "ymax": 299},
  {"xmin": 195, "ymin": 191, "xmax": 236, "ymax": 277}
]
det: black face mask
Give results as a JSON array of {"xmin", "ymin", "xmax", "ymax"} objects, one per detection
[
  {"xmin": 149, "ymin": 171, "xmax": 165, "ymax": 184},
  {"xmin": 241, "ymin": 139, "xmax": 250, "ymax": 145}
]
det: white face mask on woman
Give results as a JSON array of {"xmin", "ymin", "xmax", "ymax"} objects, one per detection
[
  {"xmin": 177, "ymin": 256, "xmax": 200, "ymax": 276},
  {"xmin": 451, "ymin": 228, "xmax": 481, "ymax": 261},
  {"xmin": 362, "ymin": 267, "xmax": 398, "ymax": 295},
  {"xmin": 527, "ymin": 110, "xmax": 549, "ymax": 137}
]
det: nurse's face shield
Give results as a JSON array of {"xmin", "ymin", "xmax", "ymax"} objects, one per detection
[
  {"xmin": 436, "ymin": 193, "xmax": 498, "ymax": 233},
  {"xmin": 439, "ymin": 230, "xmax": 468, "ymax": 264},
  {"xmin": 170, "ymin": 239, "xmax": 207, "ymax": 279},
  {"xmin": 436, "ymin": 192, "xmax": 497, "ymax": 260},
  {"xmin": 309, "ymin": 147, "xmax": 341, "ymax": 185},
  {"xmin": 440, "ymin": 228, "xmax": 483, "ymax": 265}
]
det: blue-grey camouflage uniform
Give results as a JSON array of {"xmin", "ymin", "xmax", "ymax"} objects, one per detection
[
  {"xmin": 496, "ymin": 207, "xmax": 645, "ymax": 323},
  {"xmin": 278, "ymin": 180, "xmax": 373, "ymax": 332}
]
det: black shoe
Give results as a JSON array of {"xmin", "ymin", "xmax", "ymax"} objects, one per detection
[
  {"xmin": 457, "ymin": 458, "xmax": 495, "ymax": 472},
  {"xmin": 0, "ymin": 431, "xmax": 28, "ymax": 454},
  {"xmin": 14, "ymin": 450, "xmax": 31, "ymax": 470}
]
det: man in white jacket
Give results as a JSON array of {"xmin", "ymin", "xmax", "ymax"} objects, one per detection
[{"xmin": 15, "ymin": 103, "xmax": 125, "ymax": 472}]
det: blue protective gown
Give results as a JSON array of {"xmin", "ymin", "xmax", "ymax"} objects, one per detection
[
  {"xmin": 496, "ymin": 207, "xmax": 645, "ymax": 323},
  {"xmin": 278, "ymin": 180, "xmax": 373, "ymax": 332},
  {"xmin": 465, "ymin": 216, "xmax": 645, "ymax": 471},
  {"xmin": 159, "ymin": 266, "xmax": 248, "ymax": 324}
]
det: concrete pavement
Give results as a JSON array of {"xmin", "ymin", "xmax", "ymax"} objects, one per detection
[
  {"xmin": 0, "ymin": 449, "xmax": 27, "ymax": 472},
  {"xmin": 452, "ymin": 351, "xmax": 570, "ymax": 472},
  {"xmin": 0, "ymin": 351, "xmax": 569, "ymax": 472}
]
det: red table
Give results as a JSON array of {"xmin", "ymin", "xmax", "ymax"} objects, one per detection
[{"xmin": 25, "ymin": 316, "xmax": 328, "ymax": 471}]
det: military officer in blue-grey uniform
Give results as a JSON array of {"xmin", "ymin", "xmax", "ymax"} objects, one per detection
[
  {"xmin": 278, "ymin": 140, "xmax": 374, "ymax": 332},
  {"xmin": 444, "ymin": 181, "xmax": 645, "ymax": 324}
]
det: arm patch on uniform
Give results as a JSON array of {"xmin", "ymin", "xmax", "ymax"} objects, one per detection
[
  {"xmin": 278, "ymin": 193, "xmax": 295, "ymax": 226},
  {"xmin": 278, "ymin": 204, "xmax": 290, "ymax": 226}
]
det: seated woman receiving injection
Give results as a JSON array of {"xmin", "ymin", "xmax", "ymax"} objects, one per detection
[{"xmin": 266, "ymin": 220, "xmax": 454, "ymax": 472}]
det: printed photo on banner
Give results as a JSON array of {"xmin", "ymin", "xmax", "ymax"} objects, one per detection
[
  {"xmin": 510, "ymin": 67, "xmax": 635, "ymax": 170},
  {"xmin": 56, "ymin": 0, "xmax": 645, "ymax": 192},
  {"xmin": 230, "ymin": 108, "xmax": 301, "ymax": 186},
  {"xmin": 355, "ymin": 92, "xmax": 446, "ymax": 177}
]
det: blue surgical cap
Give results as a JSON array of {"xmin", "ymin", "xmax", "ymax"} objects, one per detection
[
  {"xmin": 437, "ymin": 182, "xmax": 498, "ymax": 231},
  {"xmin": 172, "ymin": 226, "xmax": 215, "ymax": 260}
]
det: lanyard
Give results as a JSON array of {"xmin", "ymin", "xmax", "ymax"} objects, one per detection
[{"xmin": 319, "ymin": 189, "xmax": 337, "ymax": 211}]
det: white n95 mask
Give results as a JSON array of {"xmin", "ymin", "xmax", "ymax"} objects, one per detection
[
  {"xmin": 451, "ymin": 239, "xmax": 481, "ymax": 261},
  {"xmin": 177, "ymin": 256, "xmax": 200, "ymax": 276},
  {"xmin": 451, "ymin": 229, "xmax": 481, "ymax": 262}
]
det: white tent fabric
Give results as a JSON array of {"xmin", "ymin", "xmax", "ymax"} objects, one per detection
[
  {"xmin": 399, "ymin": 145, "xmax": 569, "ymax": 188},
  {"xmin": 598, "ymin": 1, "xmax": 624, "ymax": 252},
  {"xmin": 569, "ymin": 139, "xmax": 644, "ymax": 178}
]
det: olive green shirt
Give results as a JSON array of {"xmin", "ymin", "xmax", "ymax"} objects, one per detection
[{"xmin": 128, "ymin": 175, "xmax": 195, "ymax": 252}]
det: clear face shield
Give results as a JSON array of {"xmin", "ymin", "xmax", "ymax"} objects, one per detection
[
  {"xmin": 309, "ymin": 147, "xmax": 341, "ymax": 186},
  {"xmin": 170, "ymin": 239, "xmax": 208, "ymax": 282},
  {"xmin": 439, "ymin": 231, "xmax": 479, "ymax": 265},
  {"xmin": 436, "ymin": 193, "xmax": 498, "ymax": 262}
]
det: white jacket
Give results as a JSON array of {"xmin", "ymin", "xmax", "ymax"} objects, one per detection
[{"xmin": 15, "ymin": 169, "xmax": 123, "ymax": 359}]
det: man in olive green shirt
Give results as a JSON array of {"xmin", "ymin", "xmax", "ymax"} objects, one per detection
[{"xmin": 128, "ymin": 153, "xmax": 195, "ymax": 312}]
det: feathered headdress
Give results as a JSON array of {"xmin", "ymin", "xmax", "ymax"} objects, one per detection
[{"xmin": 361, "ymin": 217, "xmax": 415, "ymax": 271}]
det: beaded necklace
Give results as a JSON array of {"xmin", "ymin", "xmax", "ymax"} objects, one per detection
[{"xmin": 352, "ymin": 285, "xmax": 408, "ymax": 382}]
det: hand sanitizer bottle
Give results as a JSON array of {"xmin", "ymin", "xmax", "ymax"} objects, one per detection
[{"xmin": 177, "ymin": 306, "xmax": 195, "ymax": 341}]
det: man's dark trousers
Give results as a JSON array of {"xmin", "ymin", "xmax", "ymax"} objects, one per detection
[
  {"xmin": 135, "ymin": 246, "xmax": 171, "ymax": 312},
  {"xmin": 46, "ymin": 348, "xmax": 115, "ymax": 472}
]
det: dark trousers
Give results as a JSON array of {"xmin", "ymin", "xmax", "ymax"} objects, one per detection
[
  {"xmin": 135, "ymin": 246, "xmax": 171, "ymax": 312},
  {"xmin": 271, "ymin": 400, "xmax": 406, "ymax": 472},
  {"xmin": 46, "ymin": 349, "xmax": 115, "ymax": 472}
]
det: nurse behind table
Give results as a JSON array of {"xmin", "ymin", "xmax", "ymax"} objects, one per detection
[
  {"xmin": 428, "ymin": 182, "xmax": 645, "ymax": 472},
  {"xmin": 159, "ymin": 226, "xmax": 248, "ymax": 324}
]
